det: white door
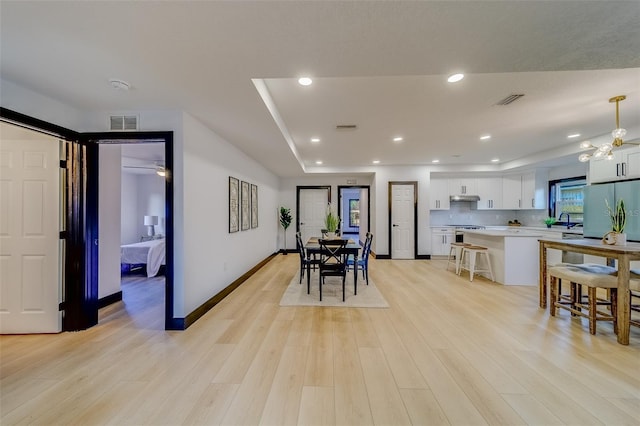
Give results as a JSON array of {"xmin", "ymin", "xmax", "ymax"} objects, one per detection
[
  {"xmin": 0, "ymin": 122, "xmax": 61, "ymax": 333},
  {"xmin": 391, "ymin": 184, "xmax": 415, "ymax": 259},
  {"xmin": 299, "ymin": 188, "xmax": 329, "ymax": 244}
]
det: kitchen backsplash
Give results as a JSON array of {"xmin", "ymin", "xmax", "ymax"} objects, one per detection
[{"xmin": 430, "ymin": 201, "xmax": 549, "ymax": 227}]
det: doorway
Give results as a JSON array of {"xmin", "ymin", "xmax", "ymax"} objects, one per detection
[
  {"xmin": 296, "ymin": 186, "xmax": 330, "ymax": 245},
  {"xmin": 337, "ymin": 185, "xmax": 370, "ymax": 245},
  {"xmin": 389, "ymin": 181, "xmax": 417, "ymax": 259},
  {"xmin": 83, "ymin": 131, "xmax": 176, "ymax": 330}
]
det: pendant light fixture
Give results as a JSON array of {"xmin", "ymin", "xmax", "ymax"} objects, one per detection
[{"xmin": 579, "ymin": 95, "xmax": 639, "ymax": 162}]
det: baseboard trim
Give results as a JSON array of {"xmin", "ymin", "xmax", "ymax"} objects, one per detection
[
  {"xmin": 416, "ymin": 254, "xmax": 431, "ymax": 260},
  {"xmin": 375, "ymin": 254, "xmax": 391, "ymax": 259},
  {"xmin": 182, "ymin": 252, "xmax": 278, "ymax": 329},
  {"xmin": 98, "ymin": 291, "xmax": 122, "ymax": 308}
]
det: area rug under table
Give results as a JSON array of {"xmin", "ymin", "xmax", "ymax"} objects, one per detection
[{"xmin": 279, "ymin": 270, "xmax": 389, "ymax": 308}]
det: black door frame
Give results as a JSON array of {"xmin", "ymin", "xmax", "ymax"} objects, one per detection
[
  {"xmin": 295, "ymin": 185, "xmax": 331, "ymax": 236},
  {"xmin": 81, "ymin": 131, "xmax": 177, "ymax": 330},
  {"xmin": 388, "ymin": 181, "xmax": 418, "ymax": 259},
  {"xmin": 337, "ymin": 185, "xmax": 370, "ymax": 243}
]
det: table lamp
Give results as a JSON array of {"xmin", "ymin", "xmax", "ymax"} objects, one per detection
[{"xmin": 144, "ymin": 215, "xmax": 159, "ymax": 237}]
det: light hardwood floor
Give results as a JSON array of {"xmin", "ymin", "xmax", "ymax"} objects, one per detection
[{"xmin": 1, "ymin": 255, "xmax": 639, "ymax": 425}]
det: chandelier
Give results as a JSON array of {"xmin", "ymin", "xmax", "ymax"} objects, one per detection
[{"xmin": 578, "ymin": 95, "xmax": 639, "ymax": 162}]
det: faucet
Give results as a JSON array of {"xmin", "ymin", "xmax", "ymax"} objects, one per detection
[{"xmin": 558, "ymin": 212, "xmax": 571, "ymax": 229}]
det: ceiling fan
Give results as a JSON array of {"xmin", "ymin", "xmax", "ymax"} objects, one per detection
[{"xmin": 122, "ymin": 161, "xmax": 166, "ymax": 176}]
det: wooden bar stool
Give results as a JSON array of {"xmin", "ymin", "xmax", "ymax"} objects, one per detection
[
  {"xmin": 458, "ymin": 245, "xmax": 494, "ymax": 282},
  {"xmin": 446, "ymin": 242, "xmax": 471, "ymax": 274},
  {"xmin": 548, "ymin": 264, "xmax": 618, "ymax": 335}
]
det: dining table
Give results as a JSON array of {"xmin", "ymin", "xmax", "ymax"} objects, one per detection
[
  {"xmin": 304, "ymin": 237, "xmax": 361, "ymax": 298},
  {"xmin": 538, "ymin": 237, "xmax": 640, "ymax": 345}
]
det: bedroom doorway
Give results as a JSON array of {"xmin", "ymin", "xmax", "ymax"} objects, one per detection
[{"xmin": 83, "ymin": 131, "xmax": 176, "ymax": 330}]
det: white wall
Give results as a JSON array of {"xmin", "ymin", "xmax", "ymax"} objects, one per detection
[
  {"xmin": 137, "ymin": 174, "xmax": 166, "ymax": 237},
  {"xmin": 181, "ymin": 113, "xmax": 279, "ymax": 315},
  {"xmin": 98, "ymin": 145, "xmax": 122, "ymax": 298},
  {"xmin": 121, "ymin": 173, "xmax": 139, "ymax": 245}
]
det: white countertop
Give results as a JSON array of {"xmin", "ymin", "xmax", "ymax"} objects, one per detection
[{"xmin": 462, "ymin": 228, "xmax": 545, "ymax": 238}]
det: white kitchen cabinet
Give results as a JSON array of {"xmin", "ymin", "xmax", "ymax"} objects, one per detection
[
  {"xmin": 502, "ymin": 171, "xmax": 547, "ymax": 210},
  {"xmin": 431, "ymin": 227, "xmax": 455, "ymax": 256},
  {"xmin": 448, "ymin": 178, "xmax": 477, "ymax": 196},
  {"xmin": 589, "ymin": 147, "xmax": 640, "ymax": 183},
  {"xmin": 430, "ymin": 178, "xmax": 450, "ymax": 210},
  {"xmin": 476, "ymin": 176, "xmax": 503, "ymax": 210}
]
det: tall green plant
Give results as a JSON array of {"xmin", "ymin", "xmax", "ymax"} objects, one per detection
[
  {"xmin": 605, "ymin": 198, "xmax": 626, "ymax": 233},
  {"xmin": 279, "ymin": 207, "xmax": 292, "ymax": 253}
]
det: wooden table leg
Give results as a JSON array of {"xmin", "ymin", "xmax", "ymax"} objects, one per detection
[
  {"xmin": 539, "ymin": 241, "xmax": 547, "ymax": 309},
  {"xmin": 617, "ymin": 254, "xmax": 631, "ymax": 345}
]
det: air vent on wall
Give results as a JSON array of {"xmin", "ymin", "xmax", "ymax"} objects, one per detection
[
  {"xmin": 110, "ymin": 115, "xmax": 139, "ymax": 131},
  {"xmin": 336, "ymin": 124, "xmax": 357, "ymax": 130},
  {"xmin": 495, "ymin": 94, "xmax": 525, "ymax": 105}
]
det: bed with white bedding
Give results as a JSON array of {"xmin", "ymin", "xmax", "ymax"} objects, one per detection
[{"xmin": 120, "ymin": 238, "xmax": 166, "ymax": 277}]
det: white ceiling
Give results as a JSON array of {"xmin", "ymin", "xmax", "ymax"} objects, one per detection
[{"xmin": 2, "ymin": 1, "xmax": 639, "ymax": 177}]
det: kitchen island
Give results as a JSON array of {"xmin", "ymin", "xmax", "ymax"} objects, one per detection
[{"xmin": 463, "ymin": 228, "xmax": 545, "ymax": 285}]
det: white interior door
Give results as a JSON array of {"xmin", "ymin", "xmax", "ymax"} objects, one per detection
[
  {"xmin": 299, "ymin": 188, "xmax": 329, "ymax": 244},
  {"xmin": 0, "ymin": 122, "xmax": 61, "ymax": 333},
  {"xmin": 391, "ymin": 184, "xmax": 415, "ymax": 259}
]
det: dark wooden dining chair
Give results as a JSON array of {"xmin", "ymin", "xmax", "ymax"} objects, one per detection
[
  {"xmin": 318, "ymin": 238, "xmax": 349, "ymax": 301},
  {"xmin": 296, "ymin": 232, "xmax": 320, "ymax": 286},
  {"xmin": 347, "ymin": 232, "xmax": 373, "ymax": 286}
]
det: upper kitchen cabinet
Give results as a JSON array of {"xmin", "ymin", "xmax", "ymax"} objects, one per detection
[
  {"xmin": 502, "ymin": 170, "xmax": 547, "ymax": 210},
  {"xmin": 429, "ymin": 177, "xmax": 450, "ymax": 210},
  {"xmin": 589, "ymin": 147, "xmax": 640, "ymax": 183},
  {"xmin": 448, "ymin": 178, "xmax": 477, "ymax": 196},
  {"xmin": 476, "ymin": 176, "xmax": 503, "ymax": 210}
]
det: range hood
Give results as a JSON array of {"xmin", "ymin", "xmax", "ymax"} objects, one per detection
[{"xmin": 450, "ymin": 195, "xmax": 480, "ymax": 202}]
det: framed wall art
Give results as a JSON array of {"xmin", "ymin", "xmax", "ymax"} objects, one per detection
[
  {"xmin": 229, "ymin": 177, "xmax": 239, "ymax": 233},
  {"xmin": 241, "ymin": 180, "xmax": 250, "ymax": 231},
  {"xmin": 251, "ymin": 184, "xmax": 258, "ymax": 228}
]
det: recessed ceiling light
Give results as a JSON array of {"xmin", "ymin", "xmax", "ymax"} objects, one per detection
[
  {"xmin": 109, "ymin": 78, "xmax": 130, "ymax": 91},
  {"xmin": 491, "ymin": 158, "xmax": 500, "ymax": 162},
  {"xmin": 315, "ymin": 160, "xmax": 323, "ymax": 165},
  {"xmin": 447, "ymin": 73, "xmax": 464, "ymax": 83},
  {"xmin": 567, "ymin": 133, "xmax": 581, "ymax": 139},
  {"xmin": 298, "ymin": 77, "xmax": 313, "ymax": 86},
  {"xmin": 310, "ymin": 137, "xmax": 320, "ymax": 143},
  {"xmin": 432, "ymin": 159, "xmax": 440, "ymax": 163},
  {"xmin": 480, "ymin": 135, "xmax": 491, "ymax": 140},
  {"xmin": 393, "ymin": 137, "xmax": 403, "ymax": 142},
  {"xmin": 372, "ymin": 160, "xmax": 380, "ymax": 164}
]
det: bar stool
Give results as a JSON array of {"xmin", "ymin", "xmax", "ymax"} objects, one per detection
[
  {"xmin": 446, "ymin": 242, "xmax": 471, "ymax": 274},
  {"xmin": 458, "ymin": 245, "xmax": 494, "ymax": 282},
  {"xmin": 548, "ymin": 264, "xmax": 618, "ymax": 335}
]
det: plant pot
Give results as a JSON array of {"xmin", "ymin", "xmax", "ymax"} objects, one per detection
[
  {"xmin": 546, "ymin": 224, "xmax": 552, "ymax": 228},
  {"xmin": 603, "ymin": 231, "xmax": 627, "ymax": 246},
  {"xmin": 325, "ymin": 232, "xmax": 336, "ymax": 239}
]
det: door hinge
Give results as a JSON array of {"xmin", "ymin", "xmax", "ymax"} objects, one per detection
[
  {"xmin": 59, "ymin": 230, "xmax": 68, "ymax": 239},
  {"xmin": 60, "ymin": 160, "xmax": 67, "ymax": 169},
  {"xmin": 58, "ymin": 301, "xmax": 65, "ymax": 311}
]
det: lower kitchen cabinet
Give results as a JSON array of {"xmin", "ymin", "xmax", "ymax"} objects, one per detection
[{"xmin": 431, "ymin": 227, "xmax": 455, "ymax": 256}]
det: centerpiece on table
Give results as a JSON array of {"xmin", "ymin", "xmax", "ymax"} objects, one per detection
[
  {"xmin": 603, "ymin": 198, "xmax": 626, "ymax": 245},
  {"xmin": 324, "ymin": 203, "xmax": 340, "ymax": 239}
]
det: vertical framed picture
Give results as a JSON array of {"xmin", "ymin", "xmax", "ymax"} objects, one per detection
[
  {"xmin": 251, "ymin": 184, "xmax": 258, "ymax": 228},
  {"xmin": 229, "ymin": 177, "xmax": 239, "ymax": 233},
  {"xmin": 241, "ymin": 180, "xmax": 250, "ymax": 231}
]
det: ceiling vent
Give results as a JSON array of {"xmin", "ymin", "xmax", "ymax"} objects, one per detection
[
  {"xmin": 495, "ymin": 94, "xmax": 525, "ymax": 105},
  {"xmin": 110, "ymin": 115, "xmax": 139, "ymax": 131},
  {"xmin": 336, "ymin": 124, "xmax": 357, "ymax": 130}
]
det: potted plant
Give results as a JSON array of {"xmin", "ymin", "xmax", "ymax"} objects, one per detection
[
  {"xmin": 603, "ymin": 198, "xmax": 626, "ymax": 245},
  {"xmin": 279, "ymin": 206, "xmax": 292, "ymax": 254},
  {"xmin": 543, "ymin": 217, "xmax": 556, "ymax": 228},
  {"xmin": 324, "ymin": 203, "xmax": 339, "ymax": 239}
]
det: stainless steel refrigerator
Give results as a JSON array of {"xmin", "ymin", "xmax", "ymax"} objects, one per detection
[{"xmin": 583, "ymin": 180, "xmax": 640, "ymax": 241}]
